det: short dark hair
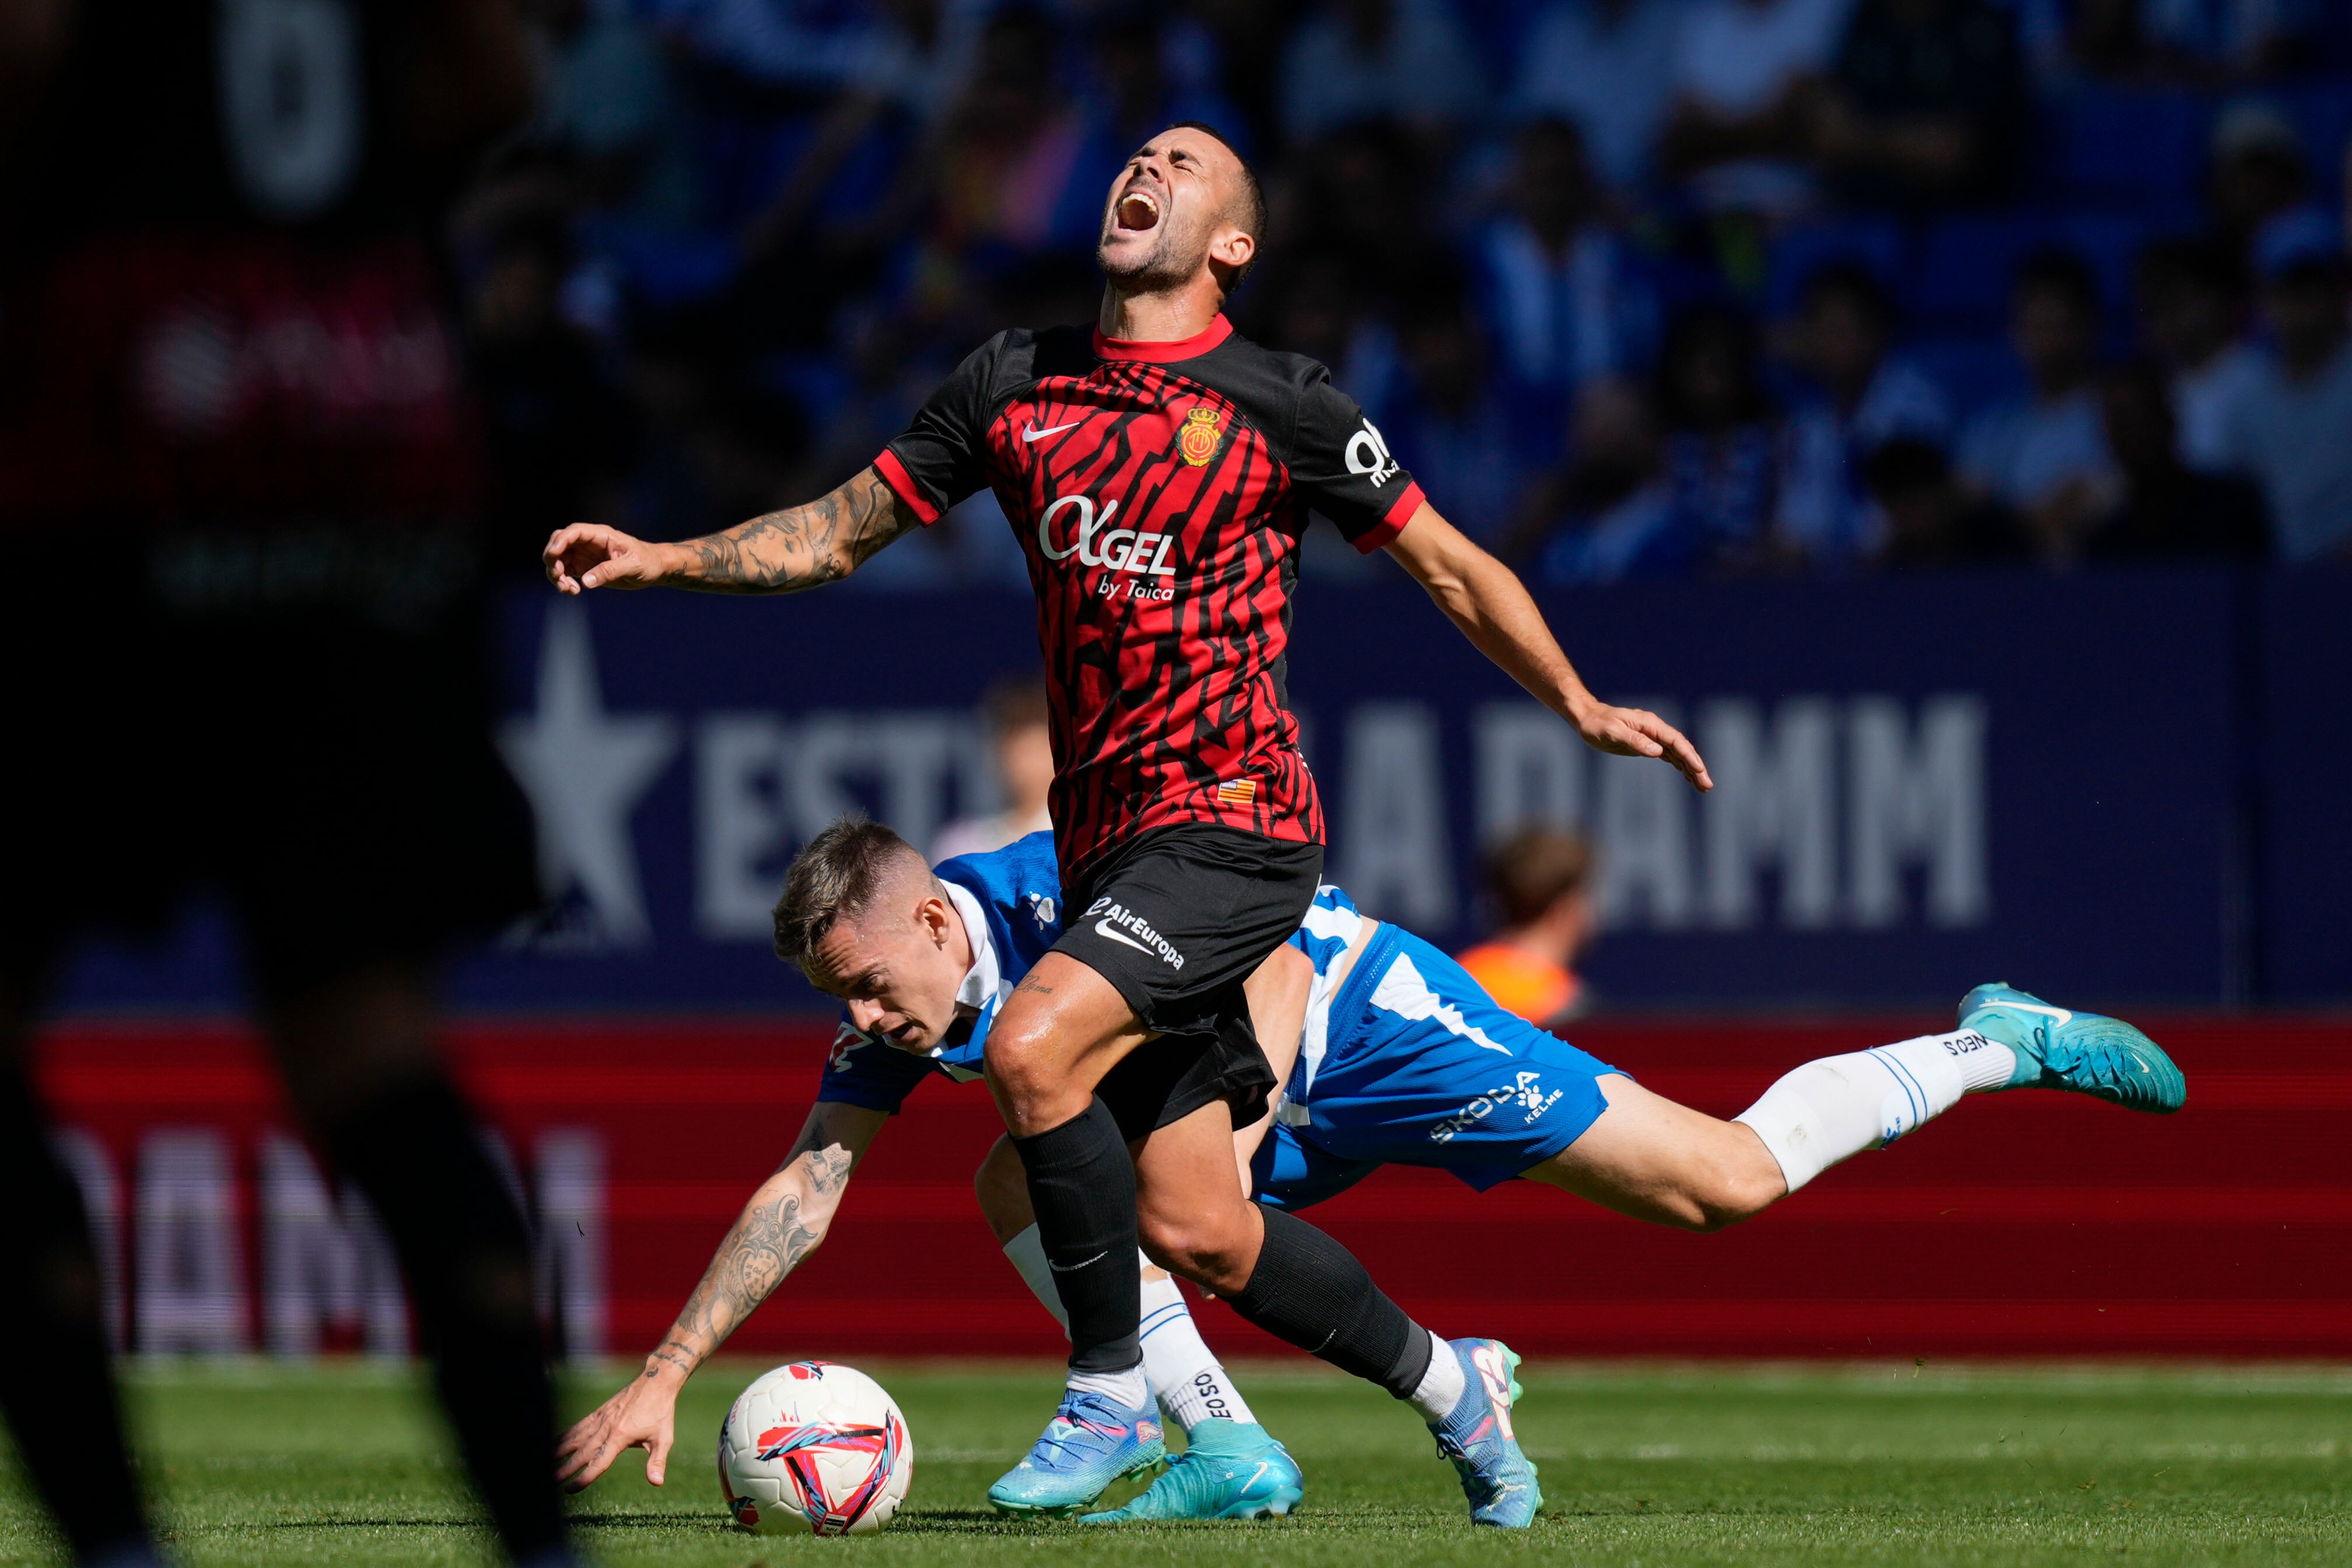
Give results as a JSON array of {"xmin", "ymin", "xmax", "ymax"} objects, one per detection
[
  {"xmin": 2015, "ymin": 247, "xmax": 2104, "ymax": 322},
  {"xmin": 1169, "ymin": 120, "xmax": 1267, "ymax": 289},
  {"xmin": 1482, "ymin": 828, "xmax": 1594, "ymax": 928},
  {"xmin": 771, "ymin": 817, "xmax": 928, "ymax": 970}
]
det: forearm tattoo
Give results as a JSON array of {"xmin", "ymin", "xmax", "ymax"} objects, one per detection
[
  {"xmin": 680, "ymin": 467, "xmax": 919, "ymax": 592},
  {"xmin": 649, "ymin": 1132, "xmax": 860, "ymax": 1374}
]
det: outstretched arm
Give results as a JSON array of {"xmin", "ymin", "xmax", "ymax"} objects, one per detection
[
  {"xmin": 543, "ymin": 466, "xmax": 922, "ymax": 596},
  {"xmin": 556, "ymin": 1099, "xmax": 887, "ymax": 1490},
  {"xmin": 1384, "ymin": 503, "xmax": 1713, "ymax": 792}
]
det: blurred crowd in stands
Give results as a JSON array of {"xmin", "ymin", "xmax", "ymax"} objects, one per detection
[{"xmin": 459, "ymin": 0, "xmax": 2352, "ymax": 584}]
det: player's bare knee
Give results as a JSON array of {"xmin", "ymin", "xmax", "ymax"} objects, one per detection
[{"xmin": 1137, "ymin": 1209, "xmax": 1250, "ymax": 1295}]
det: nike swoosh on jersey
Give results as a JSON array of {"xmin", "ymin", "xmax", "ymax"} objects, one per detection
[
  {"xmin": 1094, "ymin": 918, "xmax": 1157, "ymax": 955},
  {"xmin": 1023, "ymin": 420, "xmax": 1084, "ymax": 443}
]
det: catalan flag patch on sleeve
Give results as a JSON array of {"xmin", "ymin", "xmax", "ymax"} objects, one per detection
[{"xmin": 1216, "ymin": 777, "xmax": 1258, "ymax": 807}]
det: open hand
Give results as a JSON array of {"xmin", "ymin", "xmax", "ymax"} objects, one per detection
[
  {"xmin": 556, "ymin": 1373, "xmax": 680, "ymax": 1492},
  {"xmin": 544, "ymin": 522, "xmax": 673, "ymax": 594},
  {"xmin": 1575, "ymin": 701, "xmax": 1713, "ymax": 792}
]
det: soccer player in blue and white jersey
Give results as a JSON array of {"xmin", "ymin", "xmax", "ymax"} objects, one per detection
[{"xmin": 558, "ymin": 819, "xmax": 2185, "ymax": 1527}]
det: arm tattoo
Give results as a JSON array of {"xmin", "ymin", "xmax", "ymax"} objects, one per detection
[
  {"xmin": 678, "ymin": 467, "xmax": 919, "ymax": 593},
  {"xmin": 660, "ymin": 1136, "xmax": 860, "ymax": 1367}
]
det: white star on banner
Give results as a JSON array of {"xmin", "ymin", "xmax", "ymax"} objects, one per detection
[{"xmin": 498, "ymin": 605, "xmax": 680, "ymax": 947}]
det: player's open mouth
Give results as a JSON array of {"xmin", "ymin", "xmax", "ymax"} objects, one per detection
[{"xmin": 1114, "ymin": 188, "xmax": 1161, "ymax": 233}]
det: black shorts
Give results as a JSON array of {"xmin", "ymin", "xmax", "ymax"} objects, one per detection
[
  {"xmin": 1058, "ymin": 824, "xmax": 1324, "ymax": 1140},
  {"xmin": 6, "ymin": 529, "xmax": 538, "ymax": 998}
]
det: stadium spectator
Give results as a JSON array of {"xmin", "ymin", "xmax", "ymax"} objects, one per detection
[
  {"xmin": 1386, "ymin": 284, "xmax": 1530, "ymax": 545},
  {"xmin": 1510, "ymin": 0, "xmax": 1692, "ymax": 197},
  {"xmin": 2085, "ymin": 362, "xmax": 2269, "ymax": 559},
  {"xmin": 1520, "ymin": 379, "xmax": 1682, "ymax": 583},
  {"xmin": 1662, "ymin": 0, "xmax": 1856, "ymax": 214},
  {"xmin": 1775, "ymin": 261, "xmax": 1954, "ymax": 564},
  {"xmin": 1863, "ymin": 438, "xmax": 2031, "ymax": 567},
  {"xmin": 2133, "ymin": 235, "xmax": 2263, "ymax": 474},
  {"xmin": 1279, "ymin": 0, "xmax": 1486, "ymax": 146},
  {"xmin": 1958, "ymin": 249, "xmax": 2118, "ymax": 562},
  {"xmin": 1657, "ymin": 303, "xmax": 1787, "ymax": 571},
  {"xmin": 2205, "ymin": 100, "xmax": 2312, "ymax": 264},
  {"xmin": 1457, "ymin": 828, "xmax": 1600, "ymax": 1029},
  {"xmin": 1469, "ymin": 118, "xmax": 1660, "ymax": 438},
  {"xmin": 934, "ymin": 677, "xmax": 1057, "ymax": 862},
  {"xmin": 1808, "ymin": 0, "xmax": 2024, "ymax": 206},
  {"xmin": 2223, "ymin": 210, "xmax": 2352, "ymax": 562}
]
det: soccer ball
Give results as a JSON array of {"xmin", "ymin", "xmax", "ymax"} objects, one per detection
[{"xmin": 718, "ymin": 1362, "xmax": 914, "ymax": 1535}]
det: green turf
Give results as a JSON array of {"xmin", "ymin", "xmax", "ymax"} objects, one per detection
[{"xmin": 2, "ymin": 1359, "xmax": 2347, "ymax": 1566}]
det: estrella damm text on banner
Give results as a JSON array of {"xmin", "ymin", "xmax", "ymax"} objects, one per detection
[{"xmin": 1178, "ymin": 405, "xmax": 1226, "ymax": 467}]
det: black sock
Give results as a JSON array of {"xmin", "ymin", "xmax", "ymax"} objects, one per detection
[
  {"xmin": 0, "ymin": 1063, "xmax": 153, "ymax": 1560},
  {"xmin": 1228, "ymin": 1203, "xmax": 1433, "ymax": 1398},
  {"xmin": 326, "ymin": 1076, "xmax": 568, "ymax": 1562},
  {"xmin": 1010, "ymin": 1097, "xmax": 1142, "ymax": 1374}
]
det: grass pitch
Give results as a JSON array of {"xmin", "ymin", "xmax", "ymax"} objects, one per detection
[{"xmin": 1, "ymin": 1360, "xmax": 2346, "ymax": 1566}]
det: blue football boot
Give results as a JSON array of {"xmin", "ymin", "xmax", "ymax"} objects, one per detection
[
  {"xmin": 1429, "ymin": 1338, "xmax": 1541, "ymax": 1528},
  {"xmin": 1079, "ymin": 1418, "xmax": 1304, "ymax": 1523},
  {"xmin": 988, "ymin": 1388, "xmax": 1166, "ymax": 1518},
  {"xmin": 1958, "ymin": 983, "xmax": 2186, "ymax": 1114}
]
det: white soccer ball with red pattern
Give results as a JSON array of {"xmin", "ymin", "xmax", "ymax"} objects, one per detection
[{"xmin": 718, "ymin": 1362, "xmax": 913, "ymax": 1535}]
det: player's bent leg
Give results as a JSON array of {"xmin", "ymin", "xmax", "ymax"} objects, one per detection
[
  {"xmin": 1136, "ymin": 1105, "xmax": 1537, "ymax": 1527},
  {"xmin": 266, "ymin": 964, "xmax": 571, "ymax": 1566},
  {"xmin": 0, "ymin": 970, "xmax": 165, "ymax": 1567},
  {"xmin": 1523, "ymin": 1074, "xmax": 1786, "ymax": 1232},
  {"xmin": 983, "ymin": 956, "xmax": 1168, "ymax": 1513}
]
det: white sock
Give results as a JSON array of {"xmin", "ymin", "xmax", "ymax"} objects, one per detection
[
  {"xmin": 1138, "ymin": 1270, "xmax": 1258, "ymax": 1430},
  {"xmin": 1404, "ymin": 1331, "xmax": 1465, "ymax": 1423},
  {"xmin": 1005, "ymin": 1228, "xmax": 1187, "ymax": 1417},
  {"xmin": 1734, "ymin": 1031, "xmax": 2009, "ymax": 1192},
  {"xmin": 1002, "ymin": 1225, "xmax": 1069, "ymax": 1334},
  {"xmin": 1066, "ymin": 1362, "xmax": 1150, "ymax": 1410}
]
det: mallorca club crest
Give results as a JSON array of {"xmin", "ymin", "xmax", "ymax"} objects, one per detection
[{"xmin": 1177, "ymin": 405, "xmax": 1226, "ymax": 467}]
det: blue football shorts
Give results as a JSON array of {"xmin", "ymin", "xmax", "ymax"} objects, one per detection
[{"xmin": 1250, "ymin": 922, "xmax": 1626, "ymax": 1207}]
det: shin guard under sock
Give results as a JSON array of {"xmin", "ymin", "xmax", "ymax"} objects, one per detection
[
  {"xmin": 1227, "ymin": 1205, "xmax": 1434, "ymax": 1398},
  {"xmin": 326, "ymin": 1075, "xmax": 568, "ymax": 1561},
  {"xmin": 0, "ymin": 1065, "xmax": 153, "ymax": 1561},
  {"xmin": 1009, "ymin": 1097, "xmax": 1142, "ymax": 1373}
]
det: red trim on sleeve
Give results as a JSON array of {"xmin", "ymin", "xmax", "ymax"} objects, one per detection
[
  {"xmin": 873, "ymin": 447, "xmax": 942, "ymax": 525},
  {"xmin": 1091, "ymin": 313, "xmax": 1234, "ymax": 363},
  {"xmin": 1354, "ymin": 480, "xmax": 1425, "ymax": 552}
]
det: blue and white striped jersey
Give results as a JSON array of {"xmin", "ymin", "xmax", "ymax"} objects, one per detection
[{"xmin": 1284, "ymin": 883, "xmax": 1368, "ymax": 1110}]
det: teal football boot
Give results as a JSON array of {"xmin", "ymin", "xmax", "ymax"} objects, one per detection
[
  {"xmin": 1958, "ymin": 983, "xmax": 2186, "ymax": 1113},
  {"xmin": 1430, "ymin": 1338, "xmax": 1541, "ymax": 1528},
  {"xmin": 1079, "ymin": 1418, "xmax": 1304, "ymax": 1523},
  {"xmin": 988, "ymin": 1389, "xmax": 1166, "ymax": 1518}
]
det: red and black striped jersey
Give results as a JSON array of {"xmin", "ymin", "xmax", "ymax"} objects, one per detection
[{"xmin": 876, "ymin": 313, "xmax": 1424, "ymax": 880}]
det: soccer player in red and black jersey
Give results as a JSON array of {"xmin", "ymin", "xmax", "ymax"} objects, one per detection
[{"xmin": 545, "ymin": 123, "xmax": 1710, "ymax": 1524}]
